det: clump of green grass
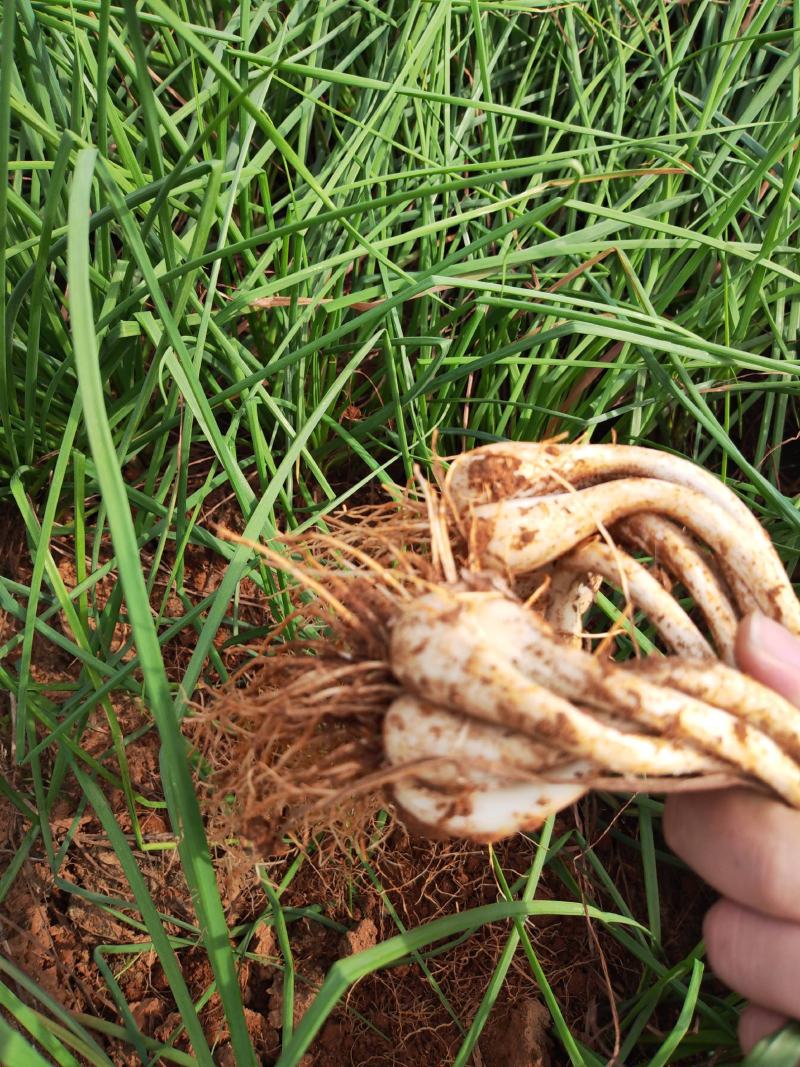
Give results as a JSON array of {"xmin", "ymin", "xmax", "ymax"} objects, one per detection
[{"xmin": 1, "ymin": 0, "xmax": 799, "ymax": 1063}]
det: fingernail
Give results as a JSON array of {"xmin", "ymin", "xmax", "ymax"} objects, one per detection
[{"xmin": 744, "ymin": 612, "xmax": 800, "ymax": 667}]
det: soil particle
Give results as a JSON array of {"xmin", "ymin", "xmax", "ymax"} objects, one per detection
[
  {"xmin": 342, "ymin": 917, "xmax": 378, "ymax": 955},
  {"xmin": 444, "ymin": 793, "xmax": 474, "ymax": 819},
  {"xmin": 465, "ymin": 453, "xmax": 529, "ymax": 501},
  {"xmin": 250, "ymin": 922, "xmax": 277, "ymax": 960},
  {"xmin": 243, "ymin": 1006, "xmax": 280, "ymax": 1059},
  {"xmin": 268, "ymin": 965, "xmax": 326, "ymax": 1032},
  {"xmin": 479, "ymin": 998, "xmax": 551, "ymax": 1067},
  {"xmin": 438, "ymin": 603, "xmax": 464, "ymax": 625},
  {"xmin": 472, "ymin": 516, "xmax": 496, "ymax": 561},
  {"xmin": 216, "ymin": 1045, "xmax": 236, "ymax": 1067},
  {"xmin": 512, "ymin": 527, "xmax": 538, "ymax": 549},
  {"xmin": 130, "ymin": 996, "xmax": 166, "ymax": 1036}
]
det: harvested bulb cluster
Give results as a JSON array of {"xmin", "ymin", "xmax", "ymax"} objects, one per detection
[{"xmin": 383, "ymin": 443, "xmax": 800, "ymax": 841}]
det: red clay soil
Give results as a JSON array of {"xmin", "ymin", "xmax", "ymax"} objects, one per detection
[
  {"xmin": 0, "ymin": 745, "xmax": 714, "ymax": 1066},
  {"xmin": 0, "ymin": 505, "xmax": 717, "ymax": 1067}
]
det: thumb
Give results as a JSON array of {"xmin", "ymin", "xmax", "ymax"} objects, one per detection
[{"xmin": 736, "ymin": 613, "xmax": 800, "ymax": 708}]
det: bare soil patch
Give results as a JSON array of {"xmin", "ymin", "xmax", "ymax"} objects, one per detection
[{"xmin": 0, "ymin": 503, "xmax": 716, "ymax": 1065}]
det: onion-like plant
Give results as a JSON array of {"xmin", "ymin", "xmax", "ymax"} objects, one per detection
[{"xmin": 209, "ymin": 442, "xmax": 800, "ymax": 845}]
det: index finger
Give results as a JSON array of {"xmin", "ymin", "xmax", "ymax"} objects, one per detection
[
  {"xmin": 663, "ymin": 613, "xmax": 800, "ymax": 920},
  {"xmin": 736, "ymin": 613, "xmax": 800, "ymax": 707},
  {"xmin": 663, "ymin": 789, "xmax": 800, "ymax": 922}
]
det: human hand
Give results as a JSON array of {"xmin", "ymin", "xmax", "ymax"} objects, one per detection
[{"xmin": 664, "ymin": 612, "xmax": 800, "ymax": 1054}]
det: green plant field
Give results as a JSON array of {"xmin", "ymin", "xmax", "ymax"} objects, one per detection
[{"xmin": 2, "ymin": 0, "xmax": 800, "ymax": 1064}]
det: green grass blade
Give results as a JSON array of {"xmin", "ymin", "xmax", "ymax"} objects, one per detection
[
  {"xmin": 0, "ymin": 1014, "xmax": 57, "ymax": 1067},
  {"xmin": 67, "ymin": 146, "xmax": 256, "ymax": 1067},
  {"xmin": 277, "ymin": 899, "xmax": 640, "ymax": 1066}
]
